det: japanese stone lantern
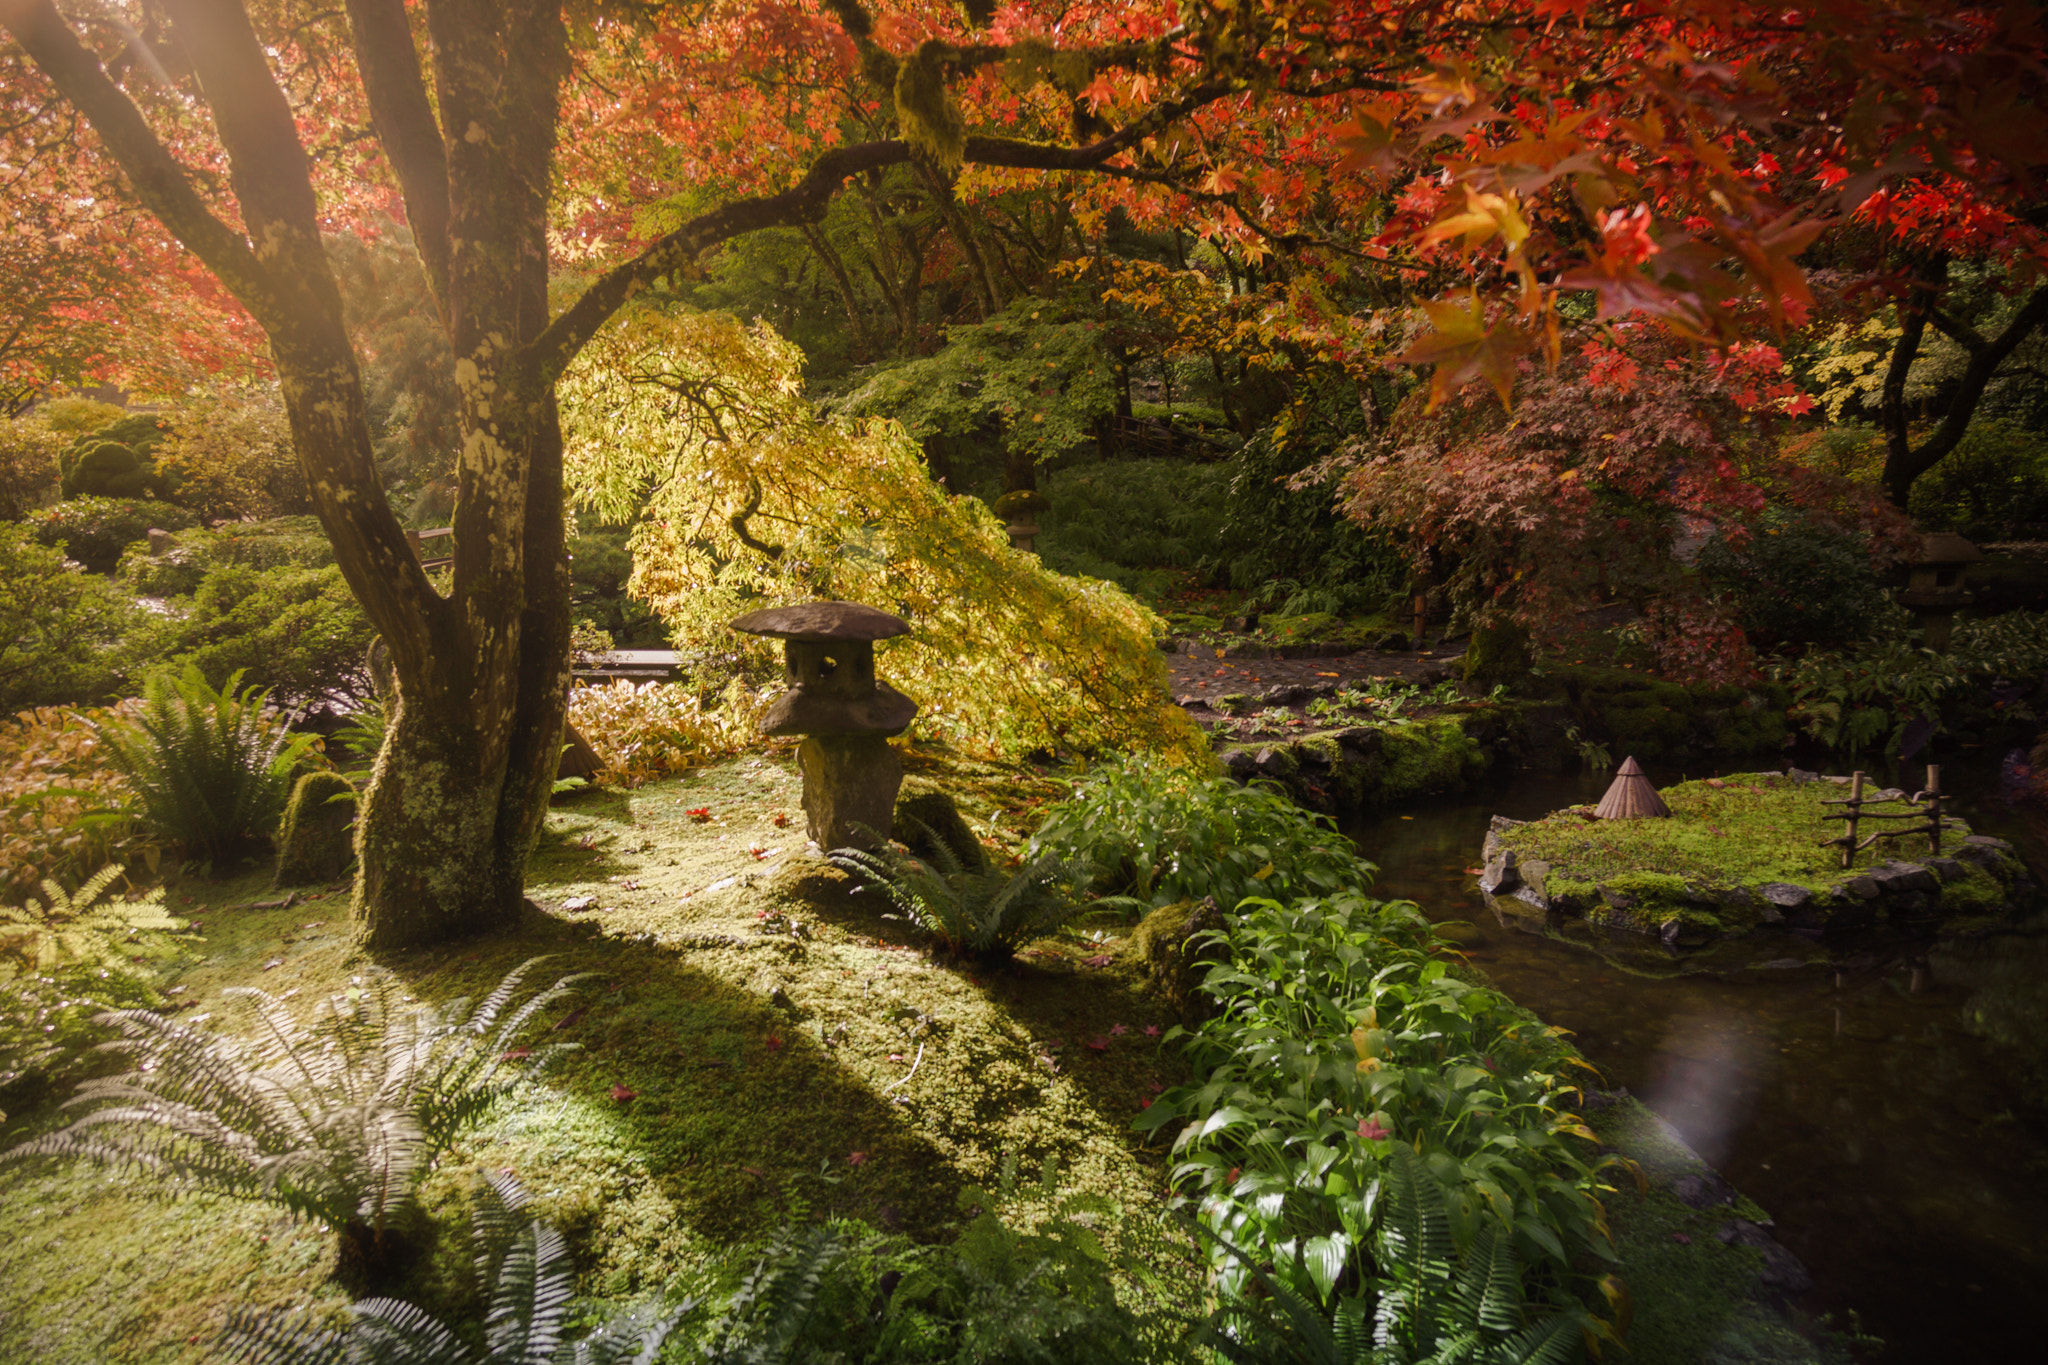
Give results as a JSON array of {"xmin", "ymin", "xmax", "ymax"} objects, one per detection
[
  {"xmin": 730, "ymin": 601, "xmax": 918, "ymax": 851},
  {"xmin": 1897, "ymin": 532, "xmax": 1983, "ymax": 652},
  {"xmin": 992, "ymin": 489, "xmax": 1049, "ymax": 553}
]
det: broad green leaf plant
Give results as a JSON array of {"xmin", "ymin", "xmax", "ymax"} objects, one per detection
[
  {"xmin": 559, "ymin": 305, "xmax": 1207, "ymax": 765},
  {"xmin": 1137, "ymin": 890, "xmax": 1629, "ymax": 1321},
  {"xmin": 1030, "ymin": 754, "xmax": 1371, "ymax": 912}
]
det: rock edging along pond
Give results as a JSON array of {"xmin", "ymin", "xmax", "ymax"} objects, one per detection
[{"xmin": 1477, "ymin": 770, "xmax": 2039, "ymax": 945}]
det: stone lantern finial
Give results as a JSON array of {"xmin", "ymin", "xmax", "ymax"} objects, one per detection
[{"xmin": 730, "ymin": 601, "xmax": 918, "ymax": 850}]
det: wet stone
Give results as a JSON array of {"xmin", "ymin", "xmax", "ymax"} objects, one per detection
[
  {"xmin": 1758, "ymin": 882, "xmax": 1812, "ymax": 909},
  {"xmin": 1671, "ymin": 1171, "xmax": 1737, "ymax": 1209},
  {"xmin": 1478, "ymin": 851, "xmax": 1520, "ymax": 896},
  {"xmin": 1926, "ymin": 857, "xmax": 1967, "ymax": 883},
  {"xmin": 1869, "ymin": 862, "xmax": 1940, "ymax": 895},
  {"xmin": 1222, "ymin": 749, "xmax": 1258, "ymax": 780},
  {"xmin": 1334, "ymin": 726, "xmax": 1381, "ymax": 754},
  {"xmin": 1845, "ymin": 876, "xmax": 1882, "ymax": 901}
]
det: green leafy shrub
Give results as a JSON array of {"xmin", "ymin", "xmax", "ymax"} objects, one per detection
[
  {"xmin": 1210, "ymin": 428, "xmax": 1407, "ymax": 613},
  {"xmin": 829, "ymin": 829, "xmax": 1085, "ymax": 962},
  {"xmin": 34, "ymin": 494, "xmax": 195, "ymax": 573},
  {"xmin": 1908, "ymin": 419, "xmax": 2048, "ymax": 540},
  {"xmin": 3, "ymin": 960, "xmax": 584, "ymax": 1292},
  {"xmin": 119, "ymin": 562, "xmax": 376, "ymax": 708},
  {"xmin": 1138, "ymin": 890, "xmax": 1623, "ymax": 1317},
  {"xmin": 0, "ymin": 522, "xmax": 136, "ymax": 712},
  {"xmin": 223, "ymin": 1171, "xmax": 689, "ymax": 1364},
  {"xmin": 1033, "ymin": 459, "xmax": 1232, "ymax": 600},
  {"xmin": 88, "ymin": 665, "xmax": 323, "ymax": 861},
  {"xmin": 1778, "ymin": 610, "xmax": 2048, "ymax": 759},
  {"xmin": 120, "ymin": 516, "xmax": 338, "ymax": 597},
  {"xmin": 1695, "ymin": 509, "xmax": 1892, "ymax": 647},
  {"xmin": 1030, "ymin": 753, "xmax": 1373, "ymax": 912},
  {"xmin": 0, "ymin": 414, "xmax": 64, "ymax": 519},
  {"xmin": 1203, "ymin": 1143, "xmax": 1596, "ymax": 1365}
]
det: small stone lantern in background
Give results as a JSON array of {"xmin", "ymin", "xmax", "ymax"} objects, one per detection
[
  {"xmin": 992, "ymin": 489, "xmax": 1050, "ymax": 553},
  {"xmin": 1897, "ymin": 532, "xmax": 1982, "ymax": 652},
  {"xmin": 730, "ymin": 601, "xmax": 918, "ymax": 851}
]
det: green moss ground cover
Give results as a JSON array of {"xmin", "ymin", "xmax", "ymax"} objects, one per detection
[
  {"xmin": 1501, "ymin": 774, "xmax": 1948, "ymax": 891},
  {"xmin": 0, "ymin": 746, "xmax": 1836, "ymax": 1364},
  {"xmin": 0, "ymin": 750, "xmax": 1192, "ymax": 1363}
]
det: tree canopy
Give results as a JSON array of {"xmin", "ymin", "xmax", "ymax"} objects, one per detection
[{"xmin": 3, "ymin": 0, "xmax": 2042, "ymax": 945}]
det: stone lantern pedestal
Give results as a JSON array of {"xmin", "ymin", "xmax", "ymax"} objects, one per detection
[
  {"xmin": 730, "ymin": 601, "xmax": 918, "ymax": 851},
  {"xmin": 1897, "ymin": 532, "xmax": 1983, "ymax": 652}
]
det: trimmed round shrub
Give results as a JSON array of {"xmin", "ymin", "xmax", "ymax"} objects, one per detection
[{"xmin": 34, "ymin": 496, "xmax": 196, "ymax": 574}]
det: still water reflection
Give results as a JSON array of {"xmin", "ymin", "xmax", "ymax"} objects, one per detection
[{"xmin": 1342, "ymin": 761, "xmax": 2048, "ymax": 1363}]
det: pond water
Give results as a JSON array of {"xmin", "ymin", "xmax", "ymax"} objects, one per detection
[{"xmin": 1343, "ymin": 756, "xmax": 2048, "ymax": 1364}]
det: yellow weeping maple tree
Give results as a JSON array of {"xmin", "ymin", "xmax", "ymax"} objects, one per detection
[{"xmin": 560, "ymin": 304, "xmax": 1208, "ymax": 766}]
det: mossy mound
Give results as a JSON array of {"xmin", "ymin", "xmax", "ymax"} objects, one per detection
[
  {"xmin": 1544, "ymin": 664, "xmax": 1791, "ymax": 762},
  {"xmin": 1219, "ymin": 713, "xmax": 1496, "ymax": 812},
  {"xmin": 1480, "ymin": 771, "xmax": 2037, "ymax": 941},
  {"xmin": 274, "ymin": 770, "xmax": 358, "ymax": 886}
]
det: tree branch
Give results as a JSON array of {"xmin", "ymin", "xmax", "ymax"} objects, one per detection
[
  {"xmin": 528, "ymin": 79, "xmax": 1244, "ymax": 385},
  {"xmin": 341, "ymin": 0, "xmax": 452, "ymax": 307},
  {"xmin": 0, "ymin": 0, "xmax": 281, "ymax": 319},
  {"xmin": 1883, "ymin": 275, "xmax": 2048, "ymax": 505}
]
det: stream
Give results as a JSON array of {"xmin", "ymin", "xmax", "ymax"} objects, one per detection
[{"xmin": 1342, "ymin": 756, "xmax": 2048, "ymax": 1364}]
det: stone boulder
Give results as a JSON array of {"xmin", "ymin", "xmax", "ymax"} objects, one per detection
[{"xmin": 1130, "ymin": 897, "xmax": 1227, "ymax": 1030}]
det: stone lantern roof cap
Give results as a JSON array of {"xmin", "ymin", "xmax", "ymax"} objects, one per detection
[
  {"xmin": 729, "ymin": 601, "xmax": 911, "ymax": 643},
  {"xmin": 1915, "ymin": 532, "xmax": 1982, "ymax": 565}
]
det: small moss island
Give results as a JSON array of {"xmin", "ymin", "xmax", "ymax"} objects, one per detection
[{"xmin": 1480, "ymin": 769, "xmax": 2039, "ymax": 947}]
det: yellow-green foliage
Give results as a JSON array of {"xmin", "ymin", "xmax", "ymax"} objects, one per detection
[
  {"xmin": 565, "ymin": 679, "xmax": 774, "ymax": 788},
  {"xmin": 0, "ymin": 864, "xmax": 186, "ymax": 983},
  {"xmin": 561, "ymin": 306, "xmax": 1206, "ymax": 766}
]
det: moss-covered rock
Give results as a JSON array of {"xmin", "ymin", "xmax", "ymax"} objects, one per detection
[
  {"xmin": 1127, "ymin": 896, "xmax": 1225, "ymax": 1029},
  {"xmin": 274, "ymin": 770, "xmax": 357, "ymax": 886},
  {"xmin": 1545, "ymin": 665, "xmax": 1790, "ymax": 762},
  {"xmin": 1463, "ymin": 620, "xmax": 1533, "ymax": 692}
]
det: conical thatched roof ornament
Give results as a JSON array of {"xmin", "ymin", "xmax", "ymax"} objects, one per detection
[{"xmin": 1594, "ymin": 757, "xmax": 1670, "ymax": 819}]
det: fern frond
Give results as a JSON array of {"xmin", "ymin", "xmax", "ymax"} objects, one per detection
[
  {"xmin": 1496, "ymin": 1308, "xmax": 1589, "ymax": 1365},
  {"xmin": 3, "ymin": 960, "xmax": 579, "ymax": 1260},
  {"xmin": 219, "ymin": 1307, "xmax": 352, "ymax": 1365},
  {"xmin": 700, "ymin": 1224, "xmax": 847, "ymax": 1363}
]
